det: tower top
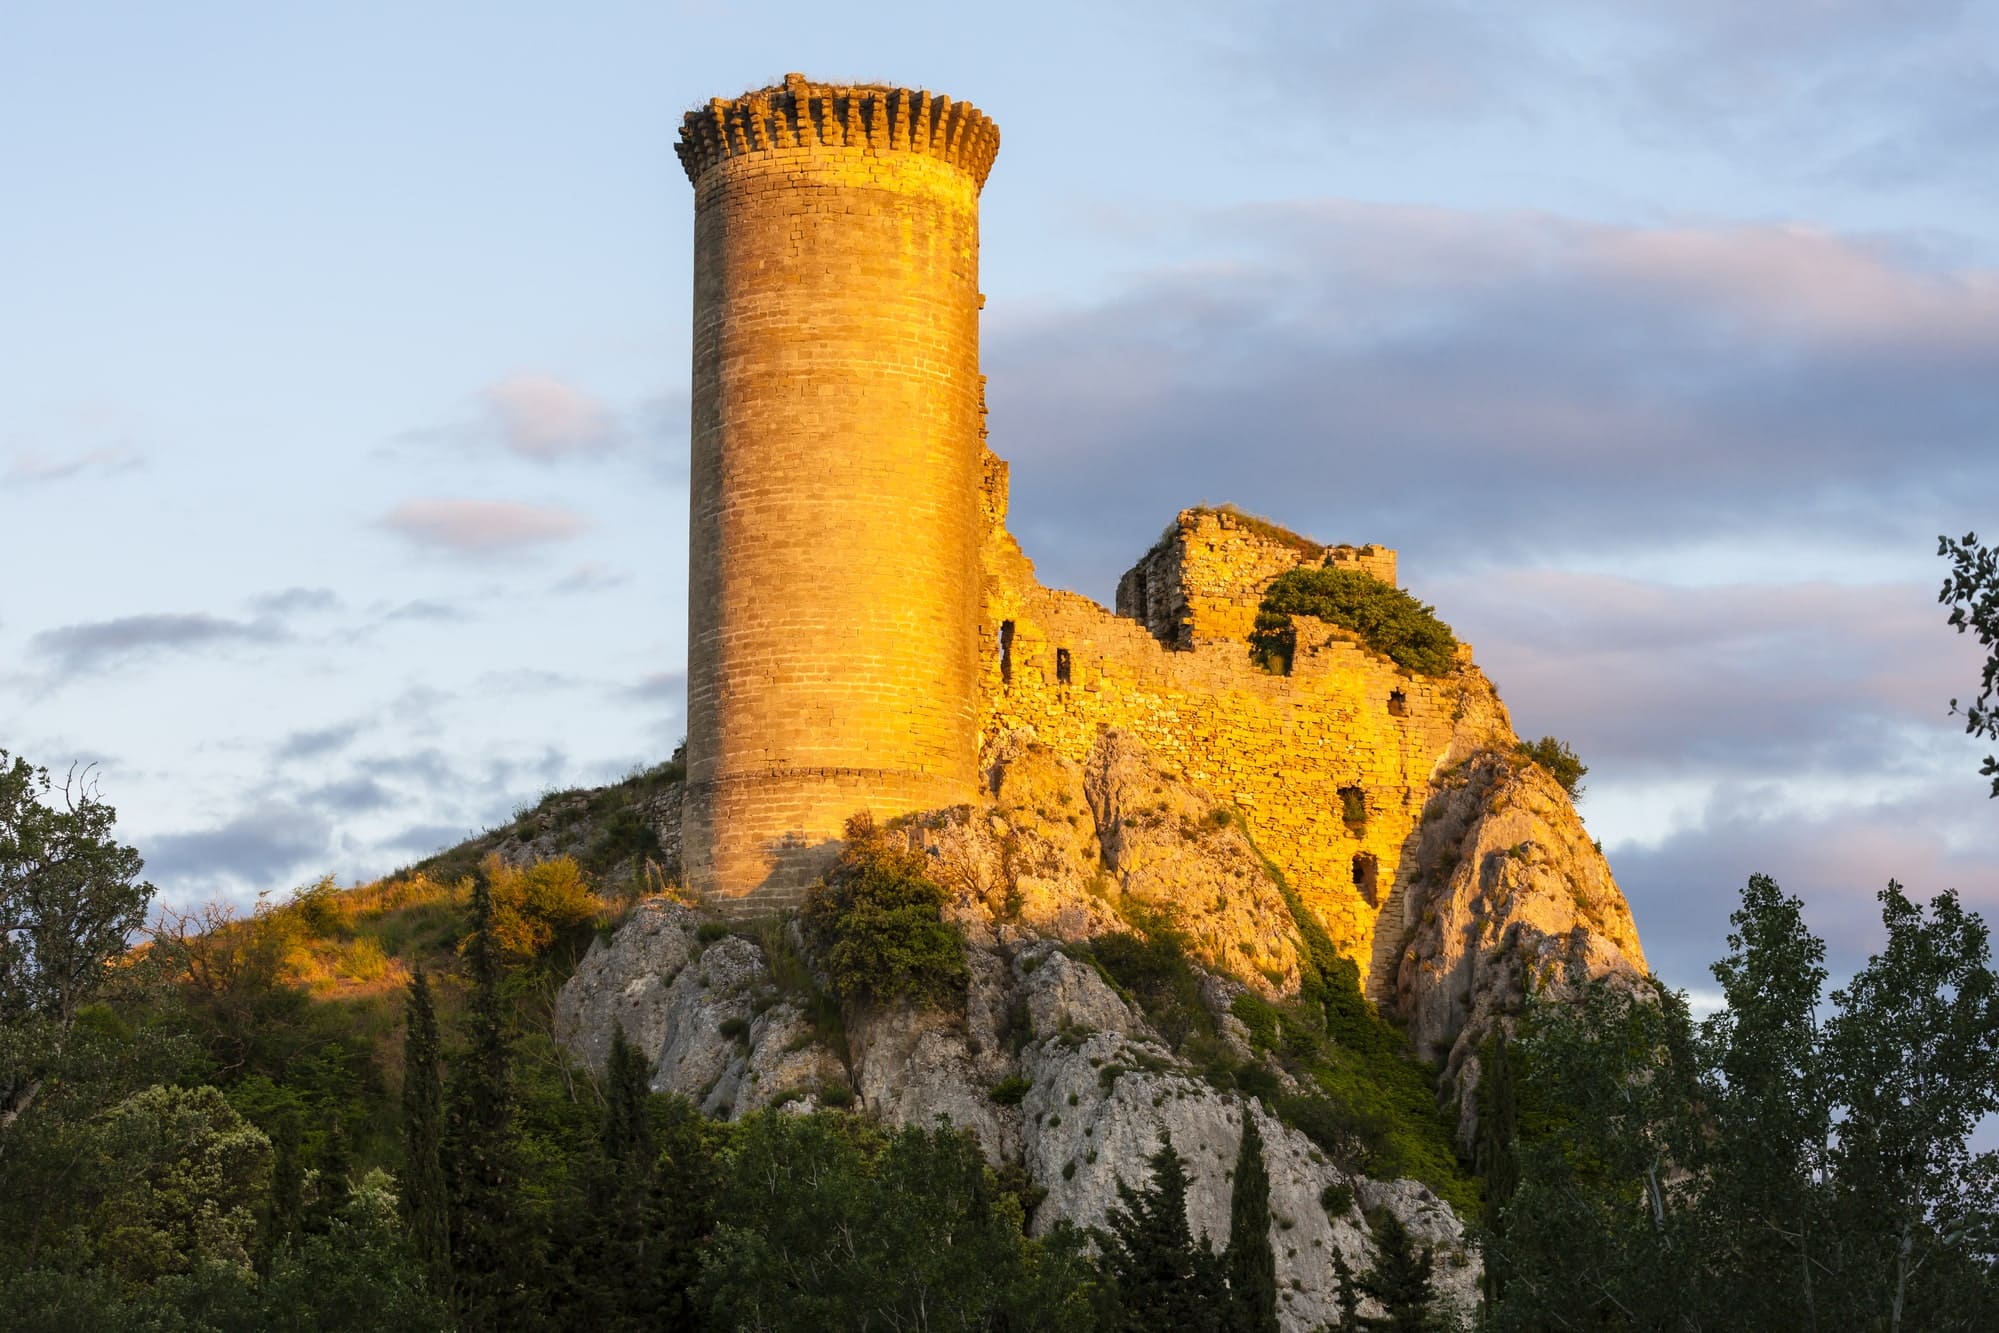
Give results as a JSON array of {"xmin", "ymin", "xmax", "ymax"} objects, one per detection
[{"xmin": 675, "ymin": 75, "xmax": 1000, "ymax": 190}]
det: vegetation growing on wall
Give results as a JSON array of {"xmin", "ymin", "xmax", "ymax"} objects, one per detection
[
  {"xmin": 803, "ymin": 814, "xmax": 969, "ymax": 1010},
  {"xmin": 1249, "ymin": 567, "xmax": 1460, "ymax": 677}
]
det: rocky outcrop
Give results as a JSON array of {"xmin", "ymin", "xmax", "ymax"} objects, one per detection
[
  {"xmin": 552, "ymin": 725, "xmax": 1648, "ymax": 1330},
  {"xmin": 558, "ymin": 886, "xmax": 1477, "ymax": 1331},
  {"xmin": 555, "ymin": 899, "xmax": 845, "ymax": 1117},
  {"xmin": 1390, "ymin": 751, "xmax": 1650, "ymax": 1151}
]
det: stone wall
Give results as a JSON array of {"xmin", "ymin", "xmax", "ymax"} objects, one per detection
[
  {"xmin": 1117, "ymin": 509, "xmax": 1398, "ymax": 649},
  {"xmin": 678, "ymin": 76, "xmax": 999, "ymax": 908},
  {"xmin": 982, "ymin": 469, "xmax": 1514, "ymax": 993}
]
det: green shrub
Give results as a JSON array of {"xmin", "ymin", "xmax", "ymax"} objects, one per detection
[
  {"xmin": 1090, "ymin": 928, "xmax": 1212, "ymax": 1050},
  {"xmin": 1249, "ymin": 567, "xmax": 1459, "ymax": 676},
  {"xmin": 1230, "ymin": 993, "xmax": 1282, "ymax": 1051},
  {"xmin": 803, "ymin": 815, "xmax": 968, "ymax": 1011},
  {"xmin": 1518, "ymin": 735, "xmax": 1588, "ymax": 801},
  {"xmin": 989, "ymin": 1075, "xmax": 1032, "ymax": 1106}
]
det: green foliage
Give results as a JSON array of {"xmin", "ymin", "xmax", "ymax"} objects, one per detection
[
  {"xmin": 1091, "ymin": 926, "xmax": 1216, "ymax": 1051},
  {"xmin": 701, "ymin": 1112, "xmax": 1099, "ymax": 1331},
  {"xmin": 442, "ymin": 876, "xmax": 526, "ymax": 1330},
  {"xmin": 1940, "ymin": 530, "xmax": 1999, "ymax": 796},
  {"xmin": 1223, "ymin": 1113, "xmax": 1279, "ymax": 1333},
  {"xmin": 1515, "ymin": 735, "xmax": 1588, "ymax": 801},
  {"xmin": 399, "ymin": 968, "xmax": 450, "ymax": 1304},
  {"xmin": 1232, "ymin": 828, "xmax": 1478, "ymax": 1215},
  {"xmin": 989, "ymin": 1074, "xmax": 1033, "ymax": 1105},
  {"xmin": 1099, "ymin": 1135, "xmax": 1225, "ymax": 1331},
  {"xmin": 85, "ymin": 1084, "xmax": 274, "ymax": 1285},
  {"xmin": 803, "ymin": 814, "xmax": 968, "ymax": 1010},
  {"xmin": 1229, "ymin": 993, "xmax": 1281, "ymax": 1051},
  {"xmin": 1249, "ymin": 567, "xmax": 1459, "ymax": 677},
  {"xmin": 1354, "ymin": 1209, "xmax": 1442, "ymax": 1332},
  {"xmin": 1484, "ymin": 875, "xmax": 1999, "ymax": 1331}
]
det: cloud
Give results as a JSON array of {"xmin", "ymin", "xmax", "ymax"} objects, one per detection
[
  {"xmin": 1433, "ymin": 569, "xmax": 1989, "ymax": 780},
  {"xmin": 1611, "ymin": 773, "xmax": 1999, "ymax": 990},
  {"xmin": 377, "ymin": 598, "xmax": 468, "ymax": 624},
  {"xmin": 401, "ymin": 372, "xmax": 641, "ymax": 463},
  {"xmin": 624, "ymin": 671, "xmax": 686, "ymax": 703},
  {"xmin": 274, "ymin": 722, "xmax": 364, "ymax": 763},
  {"xmin": 144, "ymin": 800, "xmax": 334, "ymax": 891},
  {"xmin": 551, "ymin": 562, "xmax": 627, "ymax": 594},
  {"xmin": 4, "ymin": 446, "xmax": 144, "ymax": 487},
  {"xmin": 482, "ymin": 372, "xmax": 623, "ymax": 460},
  {"xmin": 984, "ymin": 202, "xmax": 1999, "ymax": 597},
  {"xmin": 303, "ymin": 775, "xmax": 398, "ymax": 814},
  {"xmin": 1207, "ymin": 1, "xmax": 1997, "ymax": 191},
  {"xmin": 30, "ymin": 613, "xmax": 286, "ymax": 675},
  {"xmin": 379, "ymin": 499, "xmax": 589, "ymax": 555},
  {"xmin": 375, "ymin": 821, "xmax": 478, "ymax": 860},
  {"xmin": 249, "ymin": 587, "xmax": 341, "ymax": 617}
]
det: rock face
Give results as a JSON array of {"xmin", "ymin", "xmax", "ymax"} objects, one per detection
[
  {"xmin": 553, "ymin": 725, "xmax": 1644, "ymax": 1330},
  {"xmin": 1390, "ymin": 752, "xmax": 1650, "ymax": 1151}
]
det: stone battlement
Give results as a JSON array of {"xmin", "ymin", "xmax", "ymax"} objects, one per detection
[{"xmin": 675, "ymin": 72, "xmax": 1001, "ymax": 189}]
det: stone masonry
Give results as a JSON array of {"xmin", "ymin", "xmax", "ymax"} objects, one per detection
[
  {"xmin": 980, "ymin": 471, "xmax": 1514, "ymax": 994},
  {"xmin": 676, "ymin": 76, "xmax": 1528, "ymax": 992},
  {"xmin": 678, "ymin": 77, "xmax": 999, "ymax": 906}
]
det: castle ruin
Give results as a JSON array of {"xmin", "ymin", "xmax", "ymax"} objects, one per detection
[{"xmin": 677, "ymin": 76, "xmax": 1517, "ymax": 991}]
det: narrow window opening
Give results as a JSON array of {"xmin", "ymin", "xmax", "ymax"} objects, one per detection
[
  {"xmin": 1339, "ymin": 785, "xmax": 1367, "ymax": 831},
  {"xmin": 1133, "ymin": 569, "xmax": 1149, "ymax": 622},
  {"xmin": 1352, "ymin": 853, "xmax": 1379, "ymax": 908},
  {"xmin": 1387, "ymin": 689, "xmax": 1408, "ymax": 717},
  {"xmin": 1055, "ymin": 647, "xmax": 1072, "ymax": 684},
  {"xmin": 998, "ymin": 620, "xmax": 1014, "ymax": 686}
]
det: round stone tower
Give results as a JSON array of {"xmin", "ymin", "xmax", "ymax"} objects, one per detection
[{"xmin": 675, "ymin": 75, "xmax": 1000, "ymax": 908}]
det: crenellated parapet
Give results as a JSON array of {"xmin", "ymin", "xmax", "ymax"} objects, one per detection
[{"xmin": 675, "ymin": 72, "xmax": 1001, "ymax": 189}]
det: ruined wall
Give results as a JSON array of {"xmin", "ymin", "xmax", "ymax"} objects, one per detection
[
  {"xmin": 678, "ymin": 76, "xmax": 999, "ymax": 908},
  {"xmin": 983, "ymin": 466, "xmax": 1514, "ymax": 992},
  {"xmin": 1117, "ymin": 510, "xmax": 1398, "ymax": 649}
]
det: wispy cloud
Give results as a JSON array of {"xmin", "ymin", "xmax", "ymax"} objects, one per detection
[
  {"xmin": 30, "ymin": 613, "xmax": 286, "ymax": 675},
  {"xmin": 379, "ymin": 498, "xmax": 589, "ymax": 555},
  {"xmin": 274, "ymin": 721, "xmax": 364, "ymax": 763},
  {"xmin": 4, "ymin": 446, "xmax": 145, "ymax": 487},
  {"xmin": 551, "ymin": 562, "xmax": 627, "ymax": 594},
  {"xmin": 986, "ymin": 202, "xmax": 1999, "ymax": 594}
]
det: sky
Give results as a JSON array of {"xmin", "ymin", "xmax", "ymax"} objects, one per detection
[{"xmin": 3, "ymin": 0, "xmax": 1996, "ymax": 1003}]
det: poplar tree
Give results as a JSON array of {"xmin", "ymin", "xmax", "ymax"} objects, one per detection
[
  {"xmin": 401, "ymin": 966, "xmax": 450, "ymax": 1303},
  {"xmin": 1223, "ymin": 1109, "xmax": 1278, "ymax": 1333}
]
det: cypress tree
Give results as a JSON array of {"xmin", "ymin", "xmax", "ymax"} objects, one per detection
[
  {"xmin": 577, "ymin": 1023, "xmax": 658, "ymax": 1330},
  {"xmin": 1099, "ymin": 1135, "xmax": 1225, "ymax": 1331},
  {"xmin": 1330, "ymin": 1248, "xmax": 1361, "ymax": 1332},
  {"xmin": 1223, "ymin": 1109, "xmax": 1278, "ymax": 1333},
  {"xmin": 305, "ymin": 1115, "xmax": 352, "ymax": 1234},
  {"xmin": 260, "ymin": 1110, "xmax": 305, "ymax": 1270},
  {"xmin": 1357, "ymin": 1210, "xmax": 1439, "ymax": 1333},
  {"xmin": 446, "ymin": 875, "xmax": 525, "ymax": 1328},
  {"xmin": 401, "ymin": 966, "xmax": 451, "ymax": 1304}
]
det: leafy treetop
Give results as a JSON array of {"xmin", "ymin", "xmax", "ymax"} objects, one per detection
[{"xmin": 1251, "ymin": 568, "xmax": 1459, "ymax": 677}]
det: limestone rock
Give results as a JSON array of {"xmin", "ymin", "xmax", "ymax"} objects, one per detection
[
  {"xmin": 1390, "ymin": 750, "xmax": 1649, "ymax": 1150},
  {"xmin": 553, "ymin": 898, "xmax": 701, "ymax": 1076}
]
